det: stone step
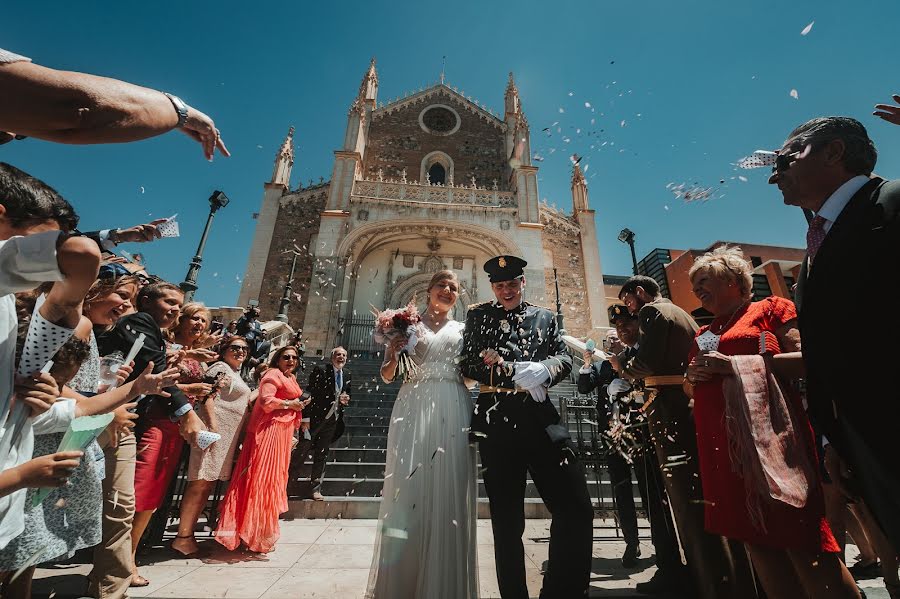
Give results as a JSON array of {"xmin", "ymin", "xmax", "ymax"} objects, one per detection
[
  {"xmin": 343, "ymin": 407, "xmax": 394, "ymax": 417},
  {"xmin": 291, "ymin": 460, "xmax": 620, "ymax": 483},
  {"xmin": 327, "ymin": 447, "xmax": 388, "ymax": 462},
  {"xmin": 283, "ymin": 497, "xmax": 555, "ymax": 519},
  {"xmin": 286, "ymin": 477, "xmax": 625, "ymax": 501},
  {"xmin": 334, "ymin": 435, "xmax": 389, "ymax": 449}
]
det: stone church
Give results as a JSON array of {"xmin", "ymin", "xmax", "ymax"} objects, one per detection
[{"xmin": 238, "ymin": 60, "xmax": 610, "ymax": 357}]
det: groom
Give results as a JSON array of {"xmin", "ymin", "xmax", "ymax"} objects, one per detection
[{"xmin": 461, "ymin": 255, "xmax": 593, "ymax": 599}]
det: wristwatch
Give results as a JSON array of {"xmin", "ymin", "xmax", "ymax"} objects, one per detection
[{"xmin": 163, "ymin": 92, "xmax": 189, "ymax": 128}]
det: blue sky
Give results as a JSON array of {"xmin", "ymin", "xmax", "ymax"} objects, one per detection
[{"xmin": 4, "ymin": 1, "xmax": 898, "ymax": 307}]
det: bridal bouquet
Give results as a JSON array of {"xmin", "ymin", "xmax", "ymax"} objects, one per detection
[{"xmin": 372, "ymin": 300, "xmax": 421, "ymax": 383}]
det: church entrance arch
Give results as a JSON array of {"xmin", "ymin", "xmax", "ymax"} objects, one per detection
[{"xmin": 335, "ymin": 220, "xmax": 520, "ymax": 354}]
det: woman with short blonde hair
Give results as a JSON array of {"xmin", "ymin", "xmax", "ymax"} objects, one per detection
[{"xmin": 687, "ymin": 245, "xmax": 754, "ymax": 299}]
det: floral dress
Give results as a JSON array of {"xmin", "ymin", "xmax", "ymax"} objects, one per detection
[{"xmin": 0, "ymin": 332, "xmax": 103, "ymax": 570}]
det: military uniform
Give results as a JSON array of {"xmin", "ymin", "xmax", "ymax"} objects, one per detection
[
  {"xmin": 460, "ymin": 255, "xmax": 592, "ymax": 599},
  {"xmin": 620, "ymin": 298, "xmax": 757, "ymax": 599},
  {"xmin": 580, "ymin": 305, "xmax": 681, "ymax": 572}
]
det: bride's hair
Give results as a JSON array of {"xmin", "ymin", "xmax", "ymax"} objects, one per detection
[{"xmin": 427, "ymin": 269, "xmax": 458, "ymax": 292}]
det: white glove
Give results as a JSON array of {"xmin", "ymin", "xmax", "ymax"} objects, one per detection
[
  {"xmin": 512, "ymin": 362, "xmax": 551, "ymax": 389},
  {"xmin": 607, "ymin": 378, "xmax": 632, "ymax": 398},
  {"xmin": 527, "ymin": 385, "xmax": 548, "ymax": 403}
]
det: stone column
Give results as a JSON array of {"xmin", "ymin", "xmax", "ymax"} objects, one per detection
[
  {"xmin": 238, "ymin": 183, "xmax": 284, "ymax": 306},
  {"xmin": 577, "ymin": 209, "xmax": 610, "ymax": 330}
]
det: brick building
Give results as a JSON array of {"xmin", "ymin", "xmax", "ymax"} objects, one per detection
[
  {"xmin": 607, "ymin": 242, "xmax": 805, "ymax": 323},
  {"xmin": 238, "ymin": 61, "xmax": 611, "ymax": 356}
]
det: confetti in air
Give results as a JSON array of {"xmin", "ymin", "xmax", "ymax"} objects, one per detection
[
  {"xmin": 789, "ymin": 89, "xmax": 799, "ymax": 100},
  {"xmin": 800, "ymin": 21, "xmax": 814, "ymax": 36}
]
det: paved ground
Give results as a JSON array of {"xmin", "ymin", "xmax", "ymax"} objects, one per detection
[{"xmin": 32, "ymin": 518, "xmax": 892, "ymax": 598}]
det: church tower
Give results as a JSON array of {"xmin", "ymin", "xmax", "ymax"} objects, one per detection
[
  {"xmin": 328, "ymin": 58, "xmax": 378, "ymax": 212},
  {"xmin": 237, "ymin": 126, "xmax": 295, "ymax": 306},
  {"xmin": 504, "ymin": 73, "xmax": 539, "ymax": 224},
  {"xmin": 571, "ymin": 164, "xmax": 609, "ymax": 329}
]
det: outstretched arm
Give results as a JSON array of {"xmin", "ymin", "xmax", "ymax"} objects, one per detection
[{"xmin": 0, "ymin": 60, "xmax": 229, "ymax": 159}]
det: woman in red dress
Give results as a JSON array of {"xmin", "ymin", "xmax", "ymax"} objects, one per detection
[
  {"xmin": 131, "ymin": 302, "xmax": 216, "ymax": 586},
  {"xmin": 215, "ymin": 345, "xmax": 311, "ymax": 553},
  {"xmin": 685, "ymin": 246, "xmax": 858, "ymax": 599}
]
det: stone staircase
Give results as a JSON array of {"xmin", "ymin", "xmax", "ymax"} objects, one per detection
[{"xmin": 285, "ymin": 356, "xmax": 625, "ymax": 519}]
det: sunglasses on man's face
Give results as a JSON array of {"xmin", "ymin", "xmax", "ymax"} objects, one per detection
[{"xmin": 772, "ymin": 143, "xmax": 814, "ymax": 174}]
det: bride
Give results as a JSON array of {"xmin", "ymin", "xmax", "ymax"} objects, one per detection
[{"xmin": 365, "ymin": 269, "xmax": 478, "ymax": 599}]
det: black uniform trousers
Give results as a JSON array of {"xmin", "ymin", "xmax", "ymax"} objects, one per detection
[
  {"xmin": 607, "ymin": 449, "xmax": 682, "ymax": 571},
  {"xmin": 477, "ymin": 394, "xmax": 594, "ymax": 599},
  {"xmin": 291, "ymin": 416, "xmax": 339, "ymax": 494},
  {"xmin": 646, "ymin": 388, "xmax": 759, "ymax": 599}
]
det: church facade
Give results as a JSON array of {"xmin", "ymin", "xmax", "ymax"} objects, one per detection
[{"xmin": 238, "ymin": 60, "xmax": 610, "ymax": 357}]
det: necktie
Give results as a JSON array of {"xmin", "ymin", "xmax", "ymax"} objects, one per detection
[
  {"xmin": 806, "ymin": 215, "xmax": 828, "ymax": 263},
  {"xmin": 335, "ymin": 369, "xmax": 342, "ymax": 394}
]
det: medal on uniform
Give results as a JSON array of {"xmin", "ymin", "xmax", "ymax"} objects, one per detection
[{"xmin": 499, "ymin": 319, "xmax": 511, "ymax": 333}]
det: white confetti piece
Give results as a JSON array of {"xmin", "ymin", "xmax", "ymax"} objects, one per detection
[
  {"xmin": 800, "ymin": 21, "xmax": 814, "ymax": 36},
  {"xmin": 789, "ymin": 89, "xmax": 799, "ymax": 99}
]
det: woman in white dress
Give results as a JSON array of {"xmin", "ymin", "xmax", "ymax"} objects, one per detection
[{"xmin": 366, "ymin": 269, "xmax": 478, "ymax": 599}]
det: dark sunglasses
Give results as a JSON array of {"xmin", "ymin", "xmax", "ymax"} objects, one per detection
[
  {"xmin": 280, "ymin": 355, "xmax": 299, "ymax": 361},
  {"xmin": 227, "ymin": 345, "xmax": 248, "ymax": 353},
  {"xmin": 772, "ymin": 143, "xmax": 815, "ymax": 174}
]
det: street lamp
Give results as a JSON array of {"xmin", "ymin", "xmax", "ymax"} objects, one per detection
[
  {"xmin": 274, "ymin": 251, "xmax": 300, "ymax": 323},
  {"xmin": 617, "ymin": 227, "xmax": 638, "ymax": 275},
  {"xmin": 180, "ymin": 190, "xmax": 229, "ymax": 303},
  {"xmin": 552, "ymin": 267, "xmax": 566, "ymax": 335}
]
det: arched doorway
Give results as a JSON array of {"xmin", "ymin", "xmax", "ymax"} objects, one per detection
[{"xmin": 428, "ymin": 163, "xmax": 446, "ymax": 185}]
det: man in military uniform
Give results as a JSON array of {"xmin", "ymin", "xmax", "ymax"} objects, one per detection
[
  {"xmin": 579, "ymin": 305, "xmax": 681, "ymax": 576},
  {"xmin": 461, "ymin": 255, "xmax": 592, "ymax": 599},
  {"xmin": 611, "ymin": 276, "xmax": 757, "ymax": 598}
]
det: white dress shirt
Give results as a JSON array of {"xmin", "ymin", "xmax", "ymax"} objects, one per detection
[
  {"xmin": 816, "ymin": 175, "xmax": 870, "ymax": 235},
  {"xmin": 324, "ymin": 367, "xmax": 343, "ymax": 421}
]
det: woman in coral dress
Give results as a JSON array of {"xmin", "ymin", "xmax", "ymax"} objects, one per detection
[
  {"xmin": 685, "ymin": 247, "xmax": 858, "ymax": 599},
  {"xmin": 215, "ymin": 345, "xmax": 310, "ymax": 553}
]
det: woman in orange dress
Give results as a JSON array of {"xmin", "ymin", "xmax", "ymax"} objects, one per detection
[{"xmin": 215, "ymin": 346, "xmax": 311, "ymax": 553}]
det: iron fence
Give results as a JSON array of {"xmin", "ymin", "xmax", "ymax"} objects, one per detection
[{"xmin": 342, "ymin": 316, "xmax": 380, "ymax": 358}]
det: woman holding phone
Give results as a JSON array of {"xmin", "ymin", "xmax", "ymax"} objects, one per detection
[{"xmin": 215, "ymin": 346, "xmax": 310, "ymax": 554}]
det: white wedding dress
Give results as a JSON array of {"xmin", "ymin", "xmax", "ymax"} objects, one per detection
[{"xmin": 365, "ymin": 320, "xmax": 479, "ymax": 599}]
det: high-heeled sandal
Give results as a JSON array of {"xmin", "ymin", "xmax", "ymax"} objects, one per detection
[{"xmin": 130, "ymin": 574, "xmax": 150, "ymax": 587}]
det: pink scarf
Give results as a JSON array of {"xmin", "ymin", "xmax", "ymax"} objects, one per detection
[{"xmin": 722, "ymin": 354, "xmax": 816, "ymax": 531}]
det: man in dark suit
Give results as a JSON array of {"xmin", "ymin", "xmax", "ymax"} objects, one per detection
[
  {"xmin": 579, "ymin": 305, "xmax": 681, "ymax": 577},
  {"xmin": 769, "ymin": 116, "xmax": 900, "ymax": 552},
  {"xmin": 290, "ymin": 346, "xmax": 351, "ymax": 501},
  {"xmin": 461, "ymin": 255, "xmax": 592, "ymax": 599}
]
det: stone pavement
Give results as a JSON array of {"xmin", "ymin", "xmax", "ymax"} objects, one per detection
[{"xmin": 31, "ymin": 518, "xmax": 892, "ymax": 598}]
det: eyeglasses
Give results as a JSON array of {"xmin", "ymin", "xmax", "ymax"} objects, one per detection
[
  {"xmin": 772, "ymin": 143, "xmax": 814, "ymax": 174},
  {"xmin": 280, "ymin": 355, "xmax": 299, "ymax": 361},
  {"xmin": 227, "ymin": 345, "xmax": 248, "ymax": 353}
]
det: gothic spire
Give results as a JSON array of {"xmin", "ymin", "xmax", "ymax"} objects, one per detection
[
  {"xmin": 504, "ymin": 71, "xmax": 520, "ymax": 116},
  {"xmin": 571, "ymin": 163, "xmax": 589, "ymax": 212},
  {"xmin": 270, "ymin": 126, "xmax": 294, "ymax": 188},
  {"xmin": 358, "ymin": 57, "xmax": 379, "ymax": 102}
]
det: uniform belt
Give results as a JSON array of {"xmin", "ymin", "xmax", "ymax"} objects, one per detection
[
  {"xmin": 478, "ymin": 385, "xmax": 527, "ymax": 394},
  {"xmin": 643, "ymin": 375, "xmax": 685, "ymax": 388}
]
